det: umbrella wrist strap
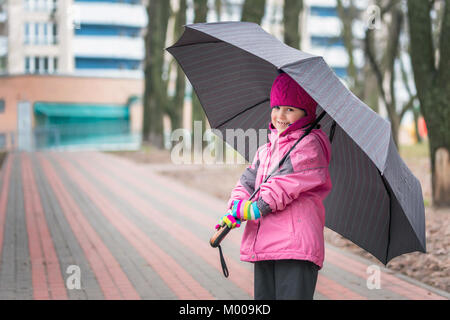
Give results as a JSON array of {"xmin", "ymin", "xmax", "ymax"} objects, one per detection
[{"xmin": 218, "ymin": 245, "xmax": 229, "ymax": 278}]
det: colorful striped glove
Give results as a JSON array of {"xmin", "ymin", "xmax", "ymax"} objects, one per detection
[
  {"xmin": 215, "ymin": 211, "xmax": 241, "ymax": 230},
  {"xmin": 231, "ymin": 200, "xmax": 261, "ymax": 221}
]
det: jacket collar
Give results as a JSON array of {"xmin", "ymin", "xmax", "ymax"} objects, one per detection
[{"xmin": 268, "ymin": 122, "xmax": 308, "ymax": 144}]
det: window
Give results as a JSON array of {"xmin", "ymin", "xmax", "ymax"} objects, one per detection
[
  {"xmin": 0, "ymin": 99, "xmax": 5, "ymax": 113},
  {"xmin": 52, "ymin": 23, "xmax": 58, "ymax": 44},
  {"xmin": 310, "ymin": 36, "xmax": 344, "ymax": 48},
  {"xmin": 75, "ymin": 24, "xmax": 141, "ymax": 38},
  {"xmin": 24, "ymin": 23, "xmax": 30, "ymax": 44},
  {"xmin": 25, "ymin": 56, "xmax": 31, "ymax": 73},
  {"xmin": 43, "ymin": 57, "xmax": 49, "ymax": 73},
  {"xmin": 24, "ymin": 0, "xmax": 57, "ymax": 12},
  {"xmin": 24, "ymin": 22, "xmax": 58, "ymax": 45},
  {"xmin": 43, "ymin": 22, "xmax": 48, "ymax": 44},
  {"xmin": 0, "ymin": 133, "xmax": 5, "ymax": 149},
  {"xmin": 34, "ymin": 22, "xmax": 39, "ymax": 44},
  {"xmin": 25, "ymin": 56, "xmax": 57, "ymax": 73},
  {"xmin": 75, "ymin": 57, "xmax": 141, "ymax": 70},
  {"xmin": 34, "ymin": 56, "xmax": 40, "ymax": 73},
  {"xmin": 310, "ymin": 6, "xmax": 337, "ymax": 17},
  {"xmin": 0, "ymin": 57, "xmax": 6, "ymax": 72}
]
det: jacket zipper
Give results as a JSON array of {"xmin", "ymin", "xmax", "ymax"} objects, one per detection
[
  {"xmin": 252, "ymin": 136, "xmax": 277, "ymax": 258},
  {"xmin": 252, "ymin": 220, "xmax": 261, "ymax": 259}
]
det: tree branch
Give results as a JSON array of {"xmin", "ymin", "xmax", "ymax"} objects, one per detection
[
  {"xmin": 399, "ymin": 95, "xmax": 417, "ymax": 121},
  {"xmin": 399, "ymin": 50, "xmax": 413, "ymax": 97},
  {"xmin": 364, "ymin": 28, "xmax": 388, "ymax": 106},
  {"xmin": 380, "ymin": 0, "xmax": 401, "ymax": 16},
  {"xmin": 387, "ymin": 6, "xmax": 403, "ymax": 108},
  {"xmin": 337, "ymin": 0, "xmax": 358, "ymax": 86}
]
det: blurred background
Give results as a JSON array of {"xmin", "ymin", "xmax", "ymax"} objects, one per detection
[{"xmin": 0, "ymin": 0, "xmax": 447, "ymax": 207}]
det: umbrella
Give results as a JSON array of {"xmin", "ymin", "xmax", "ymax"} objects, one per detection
[{"xmin": 166, "ymin": 21, "xmax": 426, "ymax": 265}]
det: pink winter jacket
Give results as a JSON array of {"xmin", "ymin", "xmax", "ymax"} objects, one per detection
[{"xmin": 227, "ymin": 125, "xmax": 332, "ymax": 269}]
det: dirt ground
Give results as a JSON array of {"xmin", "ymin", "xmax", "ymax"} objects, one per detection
[{"xmin": 108, "ymin": 144, "xmax": 449, "ymax": 293}]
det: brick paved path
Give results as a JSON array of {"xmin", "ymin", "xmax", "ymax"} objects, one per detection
[{"xmin": 0, "ymin": 151, "xmax": 448, "ymax": 300}]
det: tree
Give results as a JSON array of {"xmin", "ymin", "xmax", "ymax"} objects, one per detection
[
  {"xmin": 407, "ymin": 0, "xmax": 450, "ymax": 206},
  {"xmin": 241, "ymin": 0, "xmax": 266, "ymax": 24},
  {"xmin": 143, "ymin": 0, "xmax": 171, "ymax": 148},
  {"xmin": 167, "ymin": 0, "xmax": 187, "ymax": 131},
  {"xmin": 191, "ymin": 0, "xmax": 209, "ymax": 138},
  {"xmin": 283, "ymin": 0, "xmax": 302, "ymax": 49},
  {"xmin": 363, "ymin": 0, "xmax": 415, "ymax": 147},
  {"xmin": 333, "ymin": 1, "xmax": 380, "ymax": 113},
  {"xmin": 214, "ymin": 0, "xmax": 222, "ymax": 21}
]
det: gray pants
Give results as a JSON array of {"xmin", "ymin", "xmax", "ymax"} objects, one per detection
[{"xmin": 254, "ymin": 260, "xmax": 319, "ymax": 300}]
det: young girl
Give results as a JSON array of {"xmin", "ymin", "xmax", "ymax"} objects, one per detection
[{"xmin": 216, "ymin": 72, "xmax": 332, "ymax": 300}]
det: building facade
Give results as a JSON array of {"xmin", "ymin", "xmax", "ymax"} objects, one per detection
[
  {"xmin": 0, "ymin": 0, "xmax": 146, "ymax": 151},
  {"xmin": 0, "ymin": 74, "xmax": 143, "ymax": 150},
  {"xmin": 2, "ymin": 0, "xmax": 147, "ymax": 77}
]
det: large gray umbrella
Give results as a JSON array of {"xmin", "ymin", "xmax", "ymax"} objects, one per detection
[{"xmin": 167, "ymin": 22, "xmax": 426, "ymax": 265}]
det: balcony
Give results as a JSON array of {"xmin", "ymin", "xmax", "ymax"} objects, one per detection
[
  {"xmin": 73, "ymin": 36, "xmax": 144, "ymax": 60},
  {"xmin": 73, "ymin": 2, "xmax": 147, "ymax": 28}
]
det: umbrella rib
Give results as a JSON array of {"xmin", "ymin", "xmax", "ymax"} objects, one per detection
[
  {"xmin": 380, "ymin": 175, "xmax": 392, "ymax": 264},
  {"xmin": 167, "ymin": 41, "xmax": 223, "ymax": 49},
  {"xmin": 215, "ymin": 98, "xmax": 270, "ymax": 129}
]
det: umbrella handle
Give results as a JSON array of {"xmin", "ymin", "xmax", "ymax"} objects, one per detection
[{"xmin": 210, "ymin": 224, "xmax": 231, "ymax": 248}]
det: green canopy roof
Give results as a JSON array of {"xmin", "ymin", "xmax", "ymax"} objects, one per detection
[{"xmin": 34, "ymin": 102, "xmax": 129, "ymax": 119}]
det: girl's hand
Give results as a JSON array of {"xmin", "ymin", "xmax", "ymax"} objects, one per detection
[
  {"xmin": 215, "ymin": 211, "xmax": 241, "ymax": 230},
  {"xmin": 231, "ymin": 200, "xmax": 261, "ymax": 221}
]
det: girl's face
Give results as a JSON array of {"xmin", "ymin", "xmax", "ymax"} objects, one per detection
[{"xmin": 271, "ymin": 106, "xmax": 306, "ymax": 133}]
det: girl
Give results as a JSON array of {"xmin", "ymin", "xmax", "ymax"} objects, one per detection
[{"xmin": 216, "ymin": 72, "xmax": 332, "ymax": 300}]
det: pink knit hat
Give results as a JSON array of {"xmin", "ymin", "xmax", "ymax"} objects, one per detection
[{"xmin": 270, "ymin": 73, "xmax": 317, "ymax": 117}]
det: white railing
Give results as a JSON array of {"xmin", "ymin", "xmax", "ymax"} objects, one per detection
[
  {"xmin": 73, "ymin": 2, "xmax": 147, "ymax": 28},
  {"xmin": 73, "ymin": 36, "xmax": 144, "ymax": 60}
]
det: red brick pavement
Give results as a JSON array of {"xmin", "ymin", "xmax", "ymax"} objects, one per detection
[
  {"xmin": 38, "ymin": 153, "xmax": 140, "ymax": 300},
  {"xmin": 21, "ymin": 154, "xmax": 68, "ymax": 299},
  {"xmin": 0, "ymin": 151, "xmax": 448, "ymax": 300}
]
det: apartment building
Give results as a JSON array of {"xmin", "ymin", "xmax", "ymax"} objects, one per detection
[
  {"xmin": 2, "ymin": 0, "xmax": 146, "ymax": 77},
  {"xmin": 0, "ymin": 0, "xmax": 146, "ymax": 151}
]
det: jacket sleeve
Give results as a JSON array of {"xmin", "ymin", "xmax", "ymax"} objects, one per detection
[
  {"xmin": 226, "ymin": 147, "xmax": 261, "ymax": 210},
  {"xmin": 257, "ymin": 135, "xmax": 330, "ymax": 214}
]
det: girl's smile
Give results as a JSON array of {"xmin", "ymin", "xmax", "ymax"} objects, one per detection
[{"xmin": 271, "ymin": 106, "xmax": 306, "ymax": 133}]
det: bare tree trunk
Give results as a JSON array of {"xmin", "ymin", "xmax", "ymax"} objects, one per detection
[
  {"xmin": 241, "ymin": 0, "xmax": 266, "ymax": 24},
  {"xmin": 143, "ymin": 0, "xmax": 171, "ymax": 148},
  {"xmin": 214, "ymin": 0, "xmax": 222, "ymax": 21},
  {"xmin": 168, "ymin": 0, "xmax": 186, "ymax": 131},
  {"xmin": 412, "ymin": 104, "xmax": 422, "ymax": 144},
  {"xmin": 283, "ymin": 0, "xmax": 302, "ymax": 49},
  {"xmin": 336, "ymin": 0, "xmax": 380, "ymax": 113},
  {"xmin": 336, "ymin": 0, "xmax": 358, "ymax": 90},
  {"xmin": 191, "ymin": 0, "xmax": 209, "ymax": 140},
  {"xmin": 407, "ymin": 0, "xmax": 450, "ymax": 207},
  {"xmin": 364, "ymin": 1, "xmax": 410, "ymax": 148}
]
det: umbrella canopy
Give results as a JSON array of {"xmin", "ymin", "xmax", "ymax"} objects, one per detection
[{"xmin": 167, "ymin": 22, "xmax": 426, "ymax": 265}]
